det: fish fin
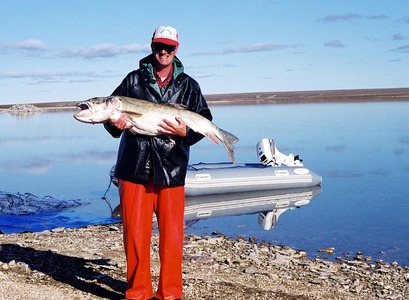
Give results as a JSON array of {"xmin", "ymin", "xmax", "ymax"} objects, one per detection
[
  {"xmin": 126, "ymin": 112, "xmax": 143, "ymax": 118},
  {"xmin": 122, "ymin": 114, "xmax": 141, "ymax": 135},
  {"xmin": 220, "ymin": 129, "xmax": 239, "ymax": 145},
  {"xmin": 129, "ymin": 126, "xmax": 139, "ymax": 135},
  {"xmin": 219, "ymin": 128, "xmax": 240, "ymax": 163}
]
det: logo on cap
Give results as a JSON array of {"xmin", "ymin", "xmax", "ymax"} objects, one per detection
[{"xmin": 152, "ymin": 26, "xmax": 179, "ymax": 46}]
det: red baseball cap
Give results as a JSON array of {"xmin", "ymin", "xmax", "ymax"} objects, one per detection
[{"xmin": 152, "ymin": 26, "xmax": 179, "ymax": 46}]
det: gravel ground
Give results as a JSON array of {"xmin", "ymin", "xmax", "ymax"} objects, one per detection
[{"xmin": 1, "ymin": 224, "xmax": 408, "ymax": 300}]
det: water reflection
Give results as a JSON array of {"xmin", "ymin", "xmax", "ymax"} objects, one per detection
[
  {"xmin": 0, "ymin": 191, "xmax": 81, "ymax": 215},
  {"xmin": 6, "ymin": 104, "xmax": 46, "ymax": 116},
  {"xmin": 184, "ymin": 186, "xmax": 321, "ymax": 230},
  {"xmin": 0, "ymin": 191, "xmax": 117, "ymax": 234}
]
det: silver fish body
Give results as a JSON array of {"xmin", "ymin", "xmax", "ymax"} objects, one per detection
[{"xmin": 74, "ymin": 96, "xmax": 239, "ymax": 162}]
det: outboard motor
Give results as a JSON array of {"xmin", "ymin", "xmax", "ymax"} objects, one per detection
[{"xmin": 256, "ymin": 138, "xmax": 303, "ymax": 167}]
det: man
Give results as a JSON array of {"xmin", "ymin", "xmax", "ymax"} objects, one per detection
[{"xmin": 104, "ymin": 26, "xmax": 212, "ymax": 300}]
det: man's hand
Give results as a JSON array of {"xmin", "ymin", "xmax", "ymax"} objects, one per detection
[
  {"xmin": 158, "ymin": 117, "xmax": 187, "ymax": 137},
  {"xmin": 109, "ymin": 113, "xmax": 134, "ymax": 130}
]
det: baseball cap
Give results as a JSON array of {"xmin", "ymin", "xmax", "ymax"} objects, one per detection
[{"xmin": 152, "ymin": 26, "xmax": 179, "ymax": 46}]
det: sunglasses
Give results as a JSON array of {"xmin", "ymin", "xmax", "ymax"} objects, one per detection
[{"xmin": 153, "ymin": 43, "xmax": 176, "ymax": 53}]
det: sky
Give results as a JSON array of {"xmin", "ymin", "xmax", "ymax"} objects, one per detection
[{"xmin": 0, "ymin": 0, "xmax": 408, "ymax": 105}]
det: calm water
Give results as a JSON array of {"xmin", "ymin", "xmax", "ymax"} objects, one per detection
[{"xmin": 1, "ymin": 101, "xmax": 408, "ymax": 266}]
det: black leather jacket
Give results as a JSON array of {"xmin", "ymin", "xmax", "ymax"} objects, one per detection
[{"xmin": 104, "ymin": 54, "xmax": 212, "ymax": 186}]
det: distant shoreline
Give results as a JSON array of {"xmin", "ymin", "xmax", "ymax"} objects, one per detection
[{"xmin": 1, "ymin": 87, "xmax": 408, "ymax": 112}]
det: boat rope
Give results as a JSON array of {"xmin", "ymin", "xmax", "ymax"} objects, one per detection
[{"xmin": 101, "ymin": 177, "xmax": 114, "ymax": 214}]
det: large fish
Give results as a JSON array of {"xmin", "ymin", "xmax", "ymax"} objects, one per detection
[{"xmin": 74, "ymin": 96, "xmax": 239, "ymax": 162}]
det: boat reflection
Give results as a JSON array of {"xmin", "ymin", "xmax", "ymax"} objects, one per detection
[
  {"xmin": 112, "ymin": 186, "xmax": 321, "ymax": 231},
  {"xmin": 183, "ymin": 186, "xmax": 321, "ymax": 230}
]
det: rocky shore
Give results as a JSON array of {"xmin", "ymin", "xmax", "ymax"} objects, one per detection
[{"xmin": 1, "ymin": 224, "xmax": 407, "ymax": 299}]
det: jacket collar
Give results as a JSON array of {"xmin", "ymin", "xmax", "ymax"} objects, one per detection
[
  {"xmin": 139, "ymin": 54, "xmax": 185, "ymax": 98},
  {"xmin": 139, "ymin": 54, "xmax": 184, "ymax": 83}
]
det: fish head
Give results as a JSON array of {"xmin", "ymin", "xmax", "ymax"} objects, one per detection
[{"xmin": 73, "ymin": 96, "xmax": 121, "ymax": 123}]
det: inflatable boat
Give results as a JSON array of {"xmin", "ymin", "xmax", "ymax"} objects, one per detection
[
  {"xmin": 185, "ymin": 162, "xmax": 321, "ymax": 196},
  {"xmin": 110, "ymin": 138, "xmax": 322, "ymax": 197},
  {"xmin": 184, "ymin": 138, "xmax": 322, "ymax": 196}
]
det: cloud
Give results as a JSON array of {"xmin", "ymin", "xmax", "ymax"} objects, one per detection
[
  {"xmin": 64, "ymin": 43, "xmax": 150, "ymax": 59},
  {"xmin": 392, "ymin": 34, "xmax": 404, "ymax": 41},
  {"xmin": 1, "ymin": 39, "xmax": 151, "ymax": 59},
  {"xmin": 398, "ymin": 16, "xmax": 409, "ymax": 24},
  {"xmin": 9, "ymin": 39, "xmax": 48, "ymax": 51},
  {"xmin": 389, "ymin": 58, "xmax": 402, "ymax": 62},
  {"xmin": 391, "ymin": 44, "xmax": 409, "ymax": 53},
  {"xmin": 326, "ymin": 145, "xmax": 346, "ymax": 153},
  {"xmin": 323, "ymin": 40, "xmax": 345, "ymax": 48},
  {"xmin": 190, "ymin": 50, "xmax": 220, "ymax": 56},
  {"xmin": 190, "ymin": 43, "xmax": 289, "ymax": 56},
  {"xmin": 0, "ymin": 70, "xmax": 116, "ymax": 81},
  {"xmin": 223, "ymin": 42, "xmax": 288, "ymax": 53},
  {"xmin": 366, "ymin": 14, "xmax": 387, "ymax": 20},
  {"xmin": 317, "ymin": 13, "xmax": 362, "ymax": 23},
  {"xmin": 0, "ymin": 39, "xmax": 49, "ymax": 54}
]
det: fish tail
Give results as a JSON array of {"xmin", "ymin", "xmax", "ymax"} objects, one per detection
[{"xmin": 218, "ymin": 128, "xmax": 239, "ymax": 163}]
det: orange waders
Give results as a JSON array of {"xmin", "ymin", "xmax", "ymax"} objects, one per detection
[{"xmin": 119, "ymin": 179, "xmax": 185, "ymax": 300}]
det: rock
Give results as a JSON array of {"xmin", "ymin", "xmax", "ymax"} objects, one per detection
[
  {"xmin": 7, "ymin": 104, "xmax": 45, "ymax": 115},
  {"xmin": 318, "ymin": 247, "xmax": 335, "ymax": 255},
  {"xmin": 108, "ymin": 225, "xmax": 120, "ymax": 231},
  {"xmin": 51, "ymin": 227, "xmax": 65, "ymax": 233},
  {"xmin": 354, "ymin": 251, "xmax": 363, "ymax": 260},
  {"xmin": 309, "ymin": 278, "xmax": 323, "ymax": 284}
]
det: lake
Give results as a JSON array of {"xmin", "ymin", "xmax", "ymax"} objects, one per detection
[{"xmin": 1, "ymin": 101, "xmax": 408, "ymax": 266}]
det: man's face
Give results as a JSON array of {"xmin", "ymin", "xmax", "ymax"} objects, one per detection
[{"xmin": 152, "ymin": 42, "xmax": 178, "ymax": 67}]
